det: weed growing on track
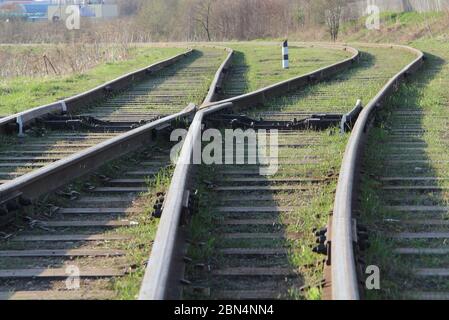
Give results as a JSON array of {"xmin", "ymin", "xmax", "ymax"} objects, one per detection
[
  {"xmin": 0, "ymin": 139, "xmax": 176, "ymax": 299},
  {"xmin": 221, "ymin": 44, "xmax": 352, "ymax": 96},
  {"xmin": 113, "ymin": 165, "xmax": 175, "ymax": 300},
  {"xmin": 252, "ymin": 47, "xmax": 417, "ymax": 115},
  {"xmin": 183, "ymin": 129, "xmax": 348, "ymax": 300}
]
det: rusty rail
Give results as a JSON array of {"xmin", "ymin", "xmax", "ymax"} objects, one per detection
[{"xmin": 138, "ymin": 102, "xmax": 232, "ymax": 300}]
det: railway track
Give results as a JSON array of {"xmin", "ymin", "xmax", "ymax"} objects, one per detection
[
  {"xmin": 183, "ymin": 129, "xmax": 339, "ymax": 300},
  {"xmin": 138, "ymin": 44, "xmax": 427, "ymax": 300},
  {"xmin": 76, "ymin": 50, "xmax": 224, "ymax": 125},
  {"xmin": 0, "ymin": 42, "xmax": 428, "ymax": 300},
  {"xmin": 331, "ymin": 45, "xmax": 425, "ymax": 300},
  {"xmin": 139, "ymin": 43, "xmax": 360, "ymax": 300},
  {"xmin": 0, "ymin": 48, "xmax": 226, "ymax": 186},
  {"xmin": 0, "ymin": 142, "xmax": 174, "ymax": 300},
  {"xmin": 0, "ymin": 44, "xmax": 233, "ymax": 300},
  {"xmin": 218, "ymin": 44, "xmax": 352, "ymax": 100},
  {"xmin": 359, "ymin": 44, "xmax": 449, "ymax": 300},
  {"xmin": 244, "ymin": 45, "xmax": 418, "ymax": 122}
]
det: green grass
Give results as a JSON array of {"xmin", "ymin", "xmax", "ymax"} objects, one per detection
[
  {"xmin": 248, "ymin": 46, "xmax": 417, "ymax": 115},
  {"xmin": 0, "ymin": 46, "xmax": 186, "ymax": 116},
  {"xmin": 382, "ymin": 11, "xmax": 445, "ymax": 25},
  {"xmin": 341, "ymin": 11, "xmax": 449, "ymax": 43},
  {"xmin": 343, "ymin": 11, "xmax": 444, "ymax": 32},
  {"xmin": 113, "ymin": 164, "xmax": 175, "ymax": 300},
  {"xmin": 221, "ymin": 43, "xmax": 353, "ymax": 96}
]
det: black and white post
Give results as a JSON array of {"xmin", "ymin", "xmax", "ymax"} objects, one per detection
[{"xmin": 282, "ymin": 40, "xmax": 289, "ymax": 69}]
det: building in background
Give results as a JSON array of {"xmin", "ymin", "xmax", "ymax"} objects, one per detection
[
  {"xmin": 48, "ymin": 0, "xmax": 118, "ymax": 22},
  {"xmin": 0, "ymin": 0, "xmax": 118, "ymax": 21},
  {"xmin": 0, "ymin": 1, "xmax": 49, "ymax": 21}
]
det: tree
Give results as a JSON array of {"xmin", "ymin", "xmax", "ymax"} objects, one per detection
[
  {"xmin": 325, "ymin": 0, "xmax": 343, "ymax": 41},
  {"xmin": 194, "ymin": 0, "xmax": 215, "ymax": 41},
  {"xmin": 314, "ymin": 0, "xmax": 345, "ymax": 41},
  {"xmin": 136, "ymin": 0, "xmax": 178, "ymax": 40}
]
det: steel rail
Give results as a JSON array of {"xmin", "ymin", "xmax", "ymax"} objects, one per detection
[
  {"xmin": 0, "ymin": 49, "xmax": 193, "ymax": 134},
  {"xmin": 138, "ymin": 44, "xmax": 360, "ymax": 300},
  {"xmin": 331, "ymin": 44, "xmax": 425, "ymax": 300},
  {"xmin": 138, "ymin": 102, "xmax": 233, "ymax": 300},
  {"xmin": 137, "ymin": 46, "xmax": 234, "ymax": 300},
  {"xmin": 0, "ymin": 104, "xmax": 197, "ymax": 204},
  {"xmin": 204, "ymin": 47, "xmax": 234, "ymax": 103}
]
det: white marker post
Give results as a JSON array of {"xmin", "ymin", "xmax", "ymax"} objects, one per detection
[
  {"xmin": 17, "ymin": 115, "xmax": 24, "ymax": 137},
  {"xmin": 282, "ymin": 40, "xmax": 289, "ymax": 69},
  {"xmin": 61, "ymin": 100, "xmax": 67, "ymax": 113}
]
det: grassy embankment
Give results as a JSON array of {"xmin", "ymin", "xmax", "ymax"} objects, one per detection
[
  {"xmin": 292, "ymin": 11, "xmax": 449, "ymax": 44},
  {"xmin": 341, "ymin": 11, "xmax": 449, "ymax": 43}
]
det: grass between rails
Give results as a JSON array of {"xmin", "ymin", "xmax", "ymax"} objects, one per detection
[
  {"xmin": 183, "ymin": 129, "xmax": 348, "ymax": 300},
  {"xmin": 360, "ymin": 39, "xmax": 449, "ymax": 299},
  {"xmin": 178, "ymin": 48, "xmax": 228, "ymax": 106},
  {"xmin": 221, "ymin": 43, "xmax": 353, "ymax": 97},
  {"xmin": 0, "ymin": 46, "xmax": 185, "ymax": 116},
  {"xmin": 113, "ymin": 164, "xmax": 175, "ymax": 300},
  {"xmin": 95, "ymin": 139, "xmax": 190, "ymax": 299},
  {"xmin": 280, "ymin": 132, "xmax": 349, "ymax": 299},
  {"xmin": 249, "ymin": 46, "xmax": 417, "ymax": 115}
]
